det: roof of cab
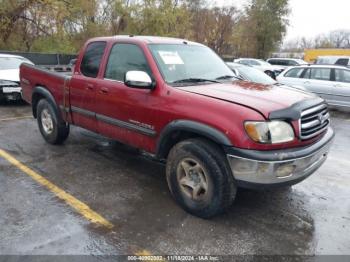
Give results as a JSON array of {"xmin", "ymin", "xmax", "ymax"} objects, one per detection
[{"xmin": 87, "ymin": 35, "xmax": 203, "ymax": 46}]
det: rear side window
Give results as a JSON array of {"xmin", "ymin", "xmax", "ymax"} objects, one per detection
[
  {"xmin": 310, "ymin": 68, "xmax": 331, "ymax": 81},
  {"xmin": 335, "ymin": 69, "xmax": 350, "ymax": 83},
  {"xmin": 268, "ymin": 59, "xmax": 279, "ymax": 65},
  {"xmin": 104, "ymin": 43, "xmax": 152, "ymax": 81},
  {"xmin": 288, "ymin": 60, "xmax": 298, "ymax": 66},
  {"xmin": 335, "ymin": 58, "xmax": 349, "ymax": 66},
  {"xmin": 284, "ymin": 68, "xmax": 304, "ymax": 78},
  {"xmin": 238, "ymin": 60, "xmax": 250, "ymax": 66},
  {"xmin": 249, "ymin": 60, "xmax": 260, "ymax": 66},
  {"xmin": 80, "ymin": 42, "xmax": 106, "ymax": 78}
]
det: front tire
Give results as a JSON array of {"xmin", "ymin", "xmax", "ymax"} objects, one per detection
[
  {"xmin": 36, "ymin": 99, "xmax": 69, "ymax": 145},
  {"xmin": 166, "ymin": 138, "xmax": 237, "ymax": 218}
]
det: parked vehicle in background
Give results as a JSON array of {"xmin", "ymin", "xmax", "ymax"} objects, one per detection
[
  {"xmin": 277, "ymin": 65, "xmax": 350, "ymax": 108},
  {"xmin": 234, "ymin": 58, "xmax": 284, "ymax": 79},
  {"xmin": 304, "ymin": 49, "xmax": 350, "ymax": 64},
  {"xmin": 267, "ymin": 58, "xmax": 308, "ymax": 68},
  {"xmin": 315, "ymin": 56, "xmax": 350, "ymax": 66},
  {"xmin": 226, "ymin": 62, "xmax": 276, "ymax": 85},
  {"xmin": 0, "ymin": 54, "xmax": 34, "ymax": 101},
  {"xmin": 227, "ymin": 62, "xmax": 309, "ymax": 94},
  {"xmin": 20, "ymin": 36, "xmax": 334, "ymax": 218}
]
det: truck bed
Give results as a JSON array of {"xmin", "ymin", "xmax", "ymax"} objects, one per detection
[{"xmin": 20, "ymin": 63, "xmax": 71, "ymax": 112}]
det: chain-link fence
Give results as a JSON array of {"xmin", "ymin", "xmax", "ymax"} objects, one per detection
[{"xmin": 0, "ymin": 50, "xmax": 77, "ymax": 66}]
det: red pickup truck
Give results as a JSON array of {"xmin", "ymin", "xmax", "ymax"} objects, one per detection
[{"xmin": 20, "ymin": 36, "xmax": 334, "ymax": 218}]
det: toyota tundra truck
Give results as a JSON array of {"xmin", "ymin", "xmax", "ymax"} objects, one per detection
[{"xmin": 20, "ymin": 36, "xmax": 334, "ymax": 218}]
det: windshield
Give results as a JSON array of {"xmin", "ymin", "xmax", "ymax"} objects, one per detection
[
  {"xmin": 148, "ymin": 44, "xmax": 234, "ymax": 84},
  {"xmin": 0, "ymin": 57, "xmax": 30, "ymax": 70},
  {"xmin": 237, "ymin": 66, "xmax": 276, "ymax": 85}
]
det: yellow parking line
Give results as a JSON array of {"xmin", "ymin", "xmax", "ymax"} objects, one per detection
[
  {"xmin": 0, "ymin": 149, "xmax": 114, "ymax": 229},
  {"xmin": 0, "ymin": 116, "xmax": 33, "ymax": 122}
]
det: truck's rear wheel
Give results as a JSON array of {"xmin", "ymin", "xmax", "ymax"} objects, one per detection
[
  {"xmin": 166, "ymin": 138, "xmax": 236, "ymax": 218},
  {"xmin": 36, "ymin": 99, "xmax": 69, "ymax": 145}
]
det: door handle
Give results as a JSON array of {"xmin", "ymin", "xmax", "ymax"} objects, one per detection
[
  {"xmin": 304, "ymin": 81, "xmax": 310, "ymax": 84},
  {"xmin": 334, "ymin": 84, "xmax": 342, "ymax": 88},
  {"xmin": 86, "ymin": 83, "xmax": 94, "ymax": 90},
  {"xmin": 100, "ymin": 87, "xmax": 109, "ymax": 94}
]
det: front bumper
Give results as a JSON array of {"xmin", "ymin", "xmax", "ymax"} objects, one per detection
[
  {"xmin": 0, "ymin": 86, "xmax": 22, "ymax": 101},
  {"xmin": 225, "ymin": 127, "xmax": 334, "ymax": 189}
]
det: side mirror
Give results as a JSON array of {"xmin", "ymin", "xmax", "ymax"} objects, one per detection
[{"xmin": 125, "ymin": 71, "xmax": 154, "ymax": 89}]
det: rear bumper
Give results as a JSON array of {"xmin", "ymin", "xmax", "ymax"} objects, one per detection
[{"xmin": 225, "ymin": 127, "xmax": 334, "ymax": 189}]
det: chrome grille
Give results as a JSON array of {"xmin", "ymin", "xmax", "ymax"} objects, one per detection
[{"xmin": 300, "ymin": 103, "xmax": 330, "ymax": 140}]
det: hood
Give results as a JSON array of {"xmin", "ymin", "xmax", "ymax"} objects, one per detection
[
  {"xmin": 0, "ymin": 69, "xmax": 20, "ymax": 82},
  {"xmin": 177, "ymin": 81, "xmax": 315, "ymax": 119}
]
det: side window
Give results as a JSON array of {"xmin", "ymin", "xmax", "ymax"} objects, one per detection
[
  {"xmin": 250, "ymin": 60, "xmax": 260, "ymax": 66},
  {"xmin": 105, "ymin": 43, "xmax": 152, "ymax": 81},
  {"xmin": 288, "ymin": 60, "xmax": 298, "ymax": 66},
  {"xmin": 284, "ymin": 68, "xmax": 304, "ymax": 78},
  {"xmin": 335, "ymin": 69, "xmax": 350, "ymax": 83},
  {"xmin": 310, "ymin": 68, "xmax": 331, "ymax": 81},
  {"xmin": 239, "ymin": 60, "xmax": 250, "ymax": 66},
  {"xmin": 80, "ymin": 42, "xmax": 106, "ymax": 78},
  {"xmin": 268, "ymin": 59, "xmax": 277, "ymax": 65},
  {"xmin": 335, "ymin": 58, "xmax": 349, "ymax": 66}
]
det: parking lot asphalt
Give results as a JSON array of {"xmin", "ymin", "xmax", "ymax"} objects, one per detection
[{"xmin": 0, "ymin": 101, "xmax": 349, "ymax": 256}]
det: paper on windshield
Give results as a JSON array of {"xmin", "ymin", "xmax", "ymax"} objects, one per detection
[{"xmin": 158, "ymin": 51, "xmax": 184, "ymax": 65}]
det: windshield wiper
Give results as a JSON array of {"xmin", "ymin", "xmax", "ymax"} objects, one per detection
[
  {"xmin": 215, "ymin": 75, "xmax": 238, "ymax": 80},
  {"xmin": 171, "ymin": 78, "xmax": 220, "ymax": 84}
]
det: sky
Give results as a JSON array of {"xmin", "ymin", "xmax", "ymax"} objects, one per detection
[{"xmin": 213, "ymin": 0, "xmax": 350, "ymax": 41}]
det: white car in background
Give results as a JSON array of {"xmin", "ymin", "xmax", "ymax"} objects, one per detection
[
  {"xmin": 277, "ymin": 64, "xmax": 350, "ymax": 108},
  {"xmin": 234, "ymin": 58, "xmax": 284, "ymax": 78},
  {"xmin": 315, "ymin": 56, "xmax": 350, "ymax": 66},
  {"xmin": 267, "ymin": 58, "xmax": 308, "ymax": 69},
  {"xmin": 0, "ymin": 54, "xmax": 34, "ymax": 101}
]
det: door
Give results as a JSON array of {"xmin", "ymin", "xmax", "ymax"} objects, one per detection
[
  {"xmin": 95, "ymin": 43, "xmax": 156, "ymax": 150},
  {"xmin": 69, "ymin": 41, "xmax": 106, "ymax": 132},
  {"xmin": 330, "ymin": 68, "xmax": 350, "ymax": 107},
  {"xmin": 301, "ymin": 68, "xmax": 333, "ymax": 101}
]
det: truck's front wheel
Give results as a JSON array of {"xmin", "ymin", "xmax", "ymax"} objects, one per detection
[
  {"xmin": 166, "ymin": 138, "xmax": 236, "ymax": 218},
  {"xmin": 37, "ymin": 99, "xmax": 69, "ymax": 145}
]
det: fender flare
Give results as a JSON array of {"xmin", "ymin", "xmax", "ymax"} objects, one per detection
[
  {"xmin": 31, "ymin": 86, "xmax": 60, "ymax": 120},
  {"xmin": 156, "ymin": 120, "xmax": 232, "ymax": 159}
]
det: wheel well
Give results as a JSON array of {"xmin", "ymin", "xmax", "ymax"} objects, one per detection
[
  {"xmin": 157, "ymin": 130, "xmax": 222, "ymax": 160},
  {"xmin": 32, "ymin": 92, "xmax": 46, "ymax": 118}
]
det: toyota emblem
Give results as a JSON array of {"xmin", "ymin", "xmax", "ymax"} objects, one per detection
[{"xmin": 318, "ymin": 113, "xmax": 326, "ymax": 124}]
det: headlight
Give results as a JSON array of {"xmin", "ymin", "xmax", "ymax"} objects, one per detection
[{"xmin": 244, "ymin": 121, "xmax": 295, "ymax": 144}]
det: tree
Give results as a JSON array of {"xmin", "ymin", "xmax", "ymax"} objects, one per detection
[
  {"xmin": 189, "ymin": 5, "xmax": 239, "ymax": 55},
  {"xmin": 234, "ymin": 0, "xmax": 289, "ymax": 58},
  {"xmin": 282, "ymin": 29, "xmax": 350, "ymax": 52},
  {"xmin": 0, "ymin": 0, "xmax": 290, "ymax": 57}
]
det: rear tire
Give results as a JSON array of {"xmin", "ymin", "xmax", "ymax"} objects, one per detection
[
  {"xmin": 166, "ymin": 138, "xmax": 236, "ymax": 218},
  {"xmin": 36, "ymin": 99, "xmax": 69, "ymax": 145}
]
